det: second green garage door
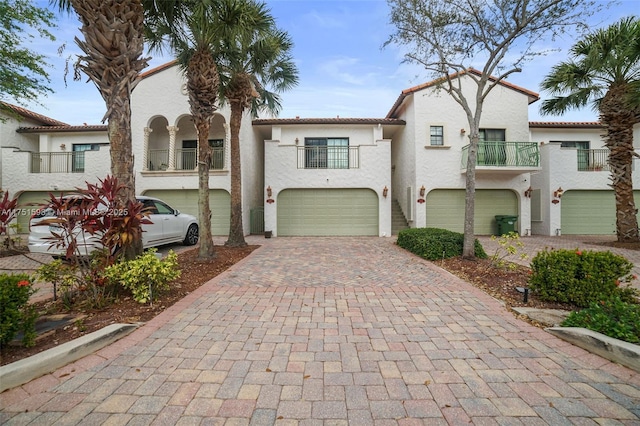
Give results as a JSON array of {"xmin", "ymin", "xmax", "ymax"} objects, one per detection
[
  {"xmin": 426, "ymin": 189, "xmax": 517, "ymax": 235},
  {"xmin": 560, "ymin": 190, "xmax": 640, "ymax": 235},
  {"xmin": 277, "ymin": 188, "xmax": 379, "ymax": 236},
  {"xmin": 143, "ymin": 189, "xmax": 230, "ymax": 235}
]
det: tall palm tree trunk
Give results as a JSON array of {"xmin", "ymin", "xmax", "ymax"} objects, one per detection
[
  {"xmin": 196, "ymin": 118, "xmax": 216, "ymax": 259},
  {"xmin": 185, "ymin": 47, "xmax": 219, "ymax": 261},
  {"xmin": 71, "ymin": 0, "xmax": 147, "ymax": 258},
  {"xmin": 225, "ymin": 100, "xmax": 247, "ymax": 247},
  {"xmin": 601, "ymin": 85, "xmax": 639, "ymax": 243},
  {"xmin": 107, "ymin": 103, "xmax": 140, "ymax": 259}
]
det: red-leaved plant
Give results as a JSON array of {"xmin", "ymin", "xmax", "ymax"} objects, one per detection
[
  {"xmin": 37, "ymin": 175, "xmax": 151, "ymax": 263},
  {"xmin": 33, "ymin": 176, "xmax": 151, "ymax": 307},
  {"xmin": 0, "ymin": 190, "xmax": 19, "ymax": 250}
]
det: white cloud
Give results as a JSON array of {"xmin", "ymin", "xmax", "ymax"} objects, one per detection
[{"xmin": 317, "ymin": 56, "xmax": 380, "ymax": 86}]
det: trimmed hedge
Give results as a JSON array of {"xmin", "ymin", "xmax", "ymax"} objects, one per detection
[
  {"xmin": 397, "ymin": 227, "xmax": 487, "ymax": 260},
  {"xmin": 529, "ymin": 248, "xmax": 637, "ymax": 308}
]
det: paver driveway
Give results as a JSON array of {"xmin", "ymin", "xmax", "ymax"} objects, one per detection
[{"xmin": 1, "ymin": 237, "xmax": 639, "ymax": 425}]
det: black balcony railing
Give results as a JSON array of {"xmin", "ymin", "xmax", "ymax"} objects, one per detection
[
  {"xmin": 30, "ymin": 152, "xmax": 86, "ymax": 173},
  {"xmin": 297, "ymin": 146, "xmax": 359, "ymax": 169},
  {"xmin": 577, "ymin": 149, "xmax": 609, "ymax": 171}
]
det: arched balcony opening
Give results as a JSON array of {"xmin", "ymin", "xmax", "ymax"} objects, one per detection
[
  {"xmin": 146, "ymin": 116, "xmax": 170, "ymax": 170},
  {"xmin": 175, "ymin": 114, "xmax": 227, "ymax": 171}
]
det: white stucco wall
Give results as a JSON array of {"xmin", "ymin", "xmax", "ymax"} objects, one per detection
[
  {"xmin": 390, "ymin": 98, "xmax": 417, "ymax": 223},
  {"xmin": 531, "ymin": 127, "xmax": 607, "ymax": 149},
  {"xmin": 1, "ymin": 113, "xmax": 46, "ymax": 189},
  {"xmin": 2, "ymin": 144, "xmax": 111, "ymax": 193},
  {"xmin": 393, "ymin": 75, "xmax": 534, "ymax": 234},
  {"xmin": 2, "ymin": 131, "xmax": 110, "ymax": 197},
  {"xmin": 263, "ymin": 124, "xmax": 392, "ymax": 237},
  {"xmin": 531, "ymin": 138, "xmax": 640, "ymax": 236},
  {"xmin": 131, "ymin": 64, "xmax": 259, "ymax": 235}
]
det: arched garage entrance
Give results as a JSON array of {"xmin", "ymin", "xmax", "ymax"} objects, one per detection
[{"xmin": 277, "ymin": 188, "xmax": 379, "ymax": 236}]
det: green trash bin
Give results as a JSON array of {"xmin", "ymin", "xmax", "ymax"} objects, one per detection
[{"xmin": 495, "ymin": 215, "xmax": 518, "ymax": 236}]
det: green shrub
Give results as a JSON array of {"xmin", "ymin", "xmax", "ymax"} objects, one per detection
[
  {"xmin": 488, "ymin": 232, "xmax": 528, "ymax": 270},
  {"xmin": 0, "ymin": 274, "xmax": 37, "ymax": 348},
  {"xmin": 103, "ymin": 249, "xmax": 180, "ymax": 304},
  {"xmin": 36, "ymin": 259, "xmax": 81, "ymax": 309},
  {"xmin": 529, "ymin": 248, "xmax": 638, "ymax": 308},
  {"xmin": 397, "ymin": 228, "xmax": 487, "ymax": 260},
  {"xmin": 561, "ymin": 297, "xmax": 640, "ymax": 344}
]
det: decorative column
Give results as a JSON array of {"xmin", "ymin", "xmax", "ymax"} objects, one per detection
[
  {"xmin": 143, "ymin": 127, "xmax": 152, "ymax": 171},
  {"xmin": 167, "ymin": 126, "xmax": 179, "ymax": 171},
  {"xmin": 223, "ymin": 122, "xmax": 230, "ymax": 170}
]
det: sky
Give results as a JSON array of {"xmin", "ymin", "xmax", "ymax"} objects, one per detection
[{"xmin": 14, "ymin": 0, "xmax": 640, "ymax": 126}]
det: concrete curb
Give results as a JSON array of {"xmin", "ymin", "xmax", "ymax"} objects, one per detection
[
  {"xmin": 0, "ymin": 323, "xmax": 139, "ymax": 392},
  {"xmin": 546, "ymin": 327, "xmax": 640, "ymax": 373}
]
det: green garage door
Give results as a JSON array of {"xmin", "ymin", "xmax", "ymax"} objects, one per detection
[
  {"xmin": 144, "ymin": 189, "xmax": 230, "ymax": 235},
  {"xmin": 560, "ymin": 190, "xmax": 640, "ymax": 235},
  {"xmin": 277, "ymin": 188, "xmax": 378, "ymax": 236},
  {"xmin": 426, "ymin": 189, "xmax": 517, "ymax": 235},
  {"xmin": 16, "ymin": 191, "xmax": 61, "ymax": 234}
]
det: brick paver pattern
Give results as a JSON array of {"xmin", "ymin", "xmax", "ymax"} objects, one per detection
[{"xmin": 1, "ymin": 237, "xmax": 639, "ymax": 425}]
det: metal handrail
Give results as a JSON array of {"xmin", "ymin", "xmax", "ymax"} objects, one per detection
[
  {"xmin": 30, "ymin": 152, "xmax": 86, "ymax": 173},
  {"xmin": 148, "ymin": 147, "xmax": 225, "ymax": 171},
  {"xmin": 577, "ymin": 149, "xmax": 609, "ymax": 171}
]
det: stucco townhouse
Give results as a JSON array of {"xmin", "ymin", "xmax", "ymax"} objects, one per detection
[{"xmin": 1, "ymin": 62, "xmax": 638, "ymax": 238}]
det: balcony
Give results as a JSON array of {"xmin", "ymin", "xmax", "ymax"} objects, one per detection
[
  {"xmin": 297, "ymin": 146, "xmax": 360, "ymax": 169},
  {"xmin": 147, "ymin": 147, "xmax": 225, "ymax": 171},
  {"xmin": 577, "ymin": 149, "xmax": 609, "ymax": 171},
  {"xmin": 30, "ymin": 152, "xmax": 86, "ymax": 173},
  {"xmin": 461, "ymin": 141, "xmax": 540, "ymax": 173}
]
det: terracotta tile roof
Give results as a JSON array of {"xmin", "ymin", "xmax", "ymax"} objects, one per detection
[
  {"xmin": 252, "ymin": 117, "xmax": 406, "ymax": 125},
  {"xmin": 17, "ymin": 125, "xmax": 107, "ymax": 133},
  {"xmin": 140, "ymin": 60, "xmax": 178, "ymax": 79},
  {"xmin": 1, "ymin": 101, "xmax": 68, "ymax": 126},
  {"xmin": 529, "ymin": 121, "xmax": 604, "ymax": 128},
  {"xmin": 386, "ymin": 68, "xmax": 540, "ymax": 118}
]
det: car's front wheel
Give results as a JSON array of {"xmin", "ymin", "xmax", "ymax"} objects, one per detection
[{"xmin": 183, "ymin": 223, "xmax": 199, "ymax": 246}]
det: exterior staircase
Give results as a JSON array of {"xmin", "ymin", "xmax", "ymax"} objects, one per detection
[{"xmin": 392, "ymin": 199, "xmax": 409, "ymax": 235}]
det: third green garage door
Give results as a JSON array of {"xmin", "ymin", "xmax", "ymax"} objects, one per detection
[
  {"xmin": 560, "ymin": 190, "xmax": 640, "ymax": 235},
  {"xmin": 277, "ymin": 188, "xmax": 378, "ymax": 236},
  {"xmin": 426, "ymin": 189, "xmax": 517, "ymax": 235},
  {"xmin": 143, "ymin": 189, "xmax": 230, "ymax": 235}
]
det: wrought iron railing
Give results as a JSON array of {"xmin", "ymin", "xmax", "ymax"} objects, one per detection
[
  {"xmin": 147, "ymin": 147, "xmax": 224, "ymax": 171},
  {"xmin": 30, "ymin": 152, "xmax": 86, "ymax": 173},
  {"xmin": 175, "ymin": 148, "xmax": 196, "ymax": 170},
  {"xmin": 577, "ymin": 149, "xmax": 609, "ymax": 171},
  {"xmin": 461, "ymin": 141, "xmax": 539, "ymax": 168},
  {"xmin": 148, "ymin": 149, "xmax": 169, "ymax": 170},
  {"xmin": 297, "ymin": 146, "xmax": 360, "ymax": 169}
]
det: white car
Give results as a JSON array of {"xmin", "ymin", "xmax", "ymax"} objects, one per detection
[{"xmin": 28, "ymin": 195, "xmax": 199, "ymax": 256}]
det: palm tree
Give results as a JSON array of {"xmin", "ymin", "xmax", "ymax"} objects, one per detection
[
  {"xmin": 147, "ymin": 0, "xmax": 232, "ymax": 260},
  {"xmin": 541, "ymin": 17, "xmax": 640, "ymax": 243},
  {"xmin": 56, "ymin": 0, "xmax": 149, "ymax": 258},
  {"xmin": 215, "ymin": 0, "xmax": 298, "ymax": 247}
]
